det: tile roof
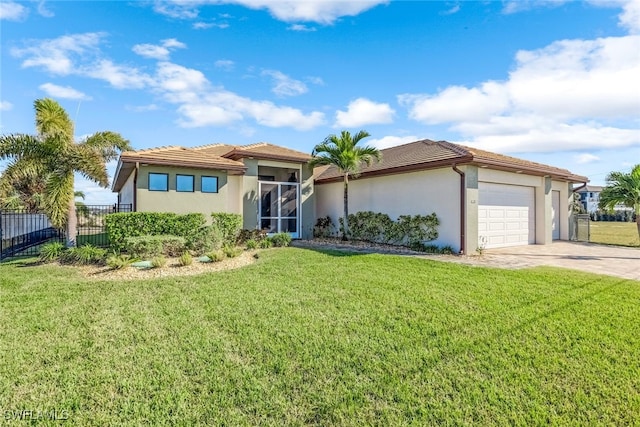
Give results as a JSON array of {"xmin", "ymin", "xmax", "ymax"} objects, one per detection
[
  {"xmin": 224, "ymin": 142, "xmax": 312, "ymax": 162},
  {"xmin": 119, "ymin": 146, "xmax": 246, "ymax": 171},
  {"xmin": 314, "ymin": 139, "xmax": 588, "ymax": 183}
]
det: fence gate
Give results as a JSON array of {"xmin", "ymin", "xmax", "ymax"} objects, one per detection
[
  {"xmin": 0, "ymin": 204, "xmax": 132, "ymax": 260},
  {"xmin": 571, "ymin": 214, "xmax": 590, "ymax": 242}
]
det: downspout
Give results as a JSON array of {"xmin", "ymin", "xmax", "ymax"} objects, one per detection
[
  {"xmin": 133, "ymin": 162, "xmax": 139, "ymax": 212},
  {"xmin": 572, "ymin": 182, "xmax": 588, "ymax": 193},
  {"xmin": 452, "ymin": 164, "xmax": 465, "ymax": 255}
]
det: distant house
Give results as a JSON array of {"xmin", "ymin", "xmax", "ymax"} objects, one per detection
[
  {"xmin": 575, "ymin": 185, "xmax": 602, "ymax": 213},
  {"xmin": 113, "ymin": 139, "xmax": 588, "ymax": 254},
  {"xmin": 574, "ymin": 185, "xmax": 632, "ymax": 213}
]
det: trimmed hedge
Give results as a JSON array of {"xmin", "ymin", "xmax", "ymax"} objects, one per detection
[
  {"xmin": 105, "ymin": 212, "xmax": 206, "ymax": 251},
  {"xmin": 211, "ymin": 213, "xmax": 242, "ymax": 245},
  {"xmin": 123, "ymin": 235, "xmax": 187, "ymax": 258},
  {"xmin": 339, "ymin": 211, "xmax": 440, "ymax": 245}
]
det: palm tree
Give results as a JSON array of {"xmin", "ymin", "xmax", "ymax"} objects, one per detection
[
  {"xmin": 598, "ymin": 164, "xmax": 640, "ymax": 240},
  {"xmin": 0, "ymin": 98, "xmax": 130, "ymax": 247},
  {"xmin": 309, "ymin": 130, "xmax": 381, "ymax": 240}
]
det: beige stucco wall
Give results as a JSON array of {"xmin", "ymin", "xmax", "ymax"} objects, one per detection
[
  {"xmin": 136, "ymin": 165, "xmax": 239, "ymax": 217},
  {"xmin": 315, "ymin": 167, "xmax": 462, "ymax": 252},
  {"xmin": 119, "ymin": 170, "xmax": 135, "ymax": 207}
]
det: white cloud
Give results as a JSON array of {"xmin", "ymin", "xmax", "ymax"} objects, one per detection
[
  {"xmin": 306, "ymin": 76, "xmax": 325, "ymax": 85},
  {"xmin": 153, "ymin": 1, "xmax": 199, "ymax": 19},
  {"xmin": 84, "ymin": 59, "xmax": 153, "ymax": 89},
  {"xmin": 401, "ymin": 32, "xmax": 640, "ymax": 153},
  {"xmin": 153, "ymin": 0, "xmax": 388, "ymax": 24},
  {"xmin": 262, "ymin": 70, "xmax": 308, "ymax": 97},
  {"xmin": 367, "ymin": 135, "xmax": 420, "ymax": 150},
  {"xmin": 0, "ymin": 1, "xmax": 28, "ymax": 20},
  {"xmin": 503, "ymin": 0, "xmax": 569, "ymax": 14},
  {"xmin": 442, "ymin": 4, "xmax": 461, "ymax": 15},
  {"xmin": 0, "ymin": 101, "xmax": 13, "ymax": 111},
  {"xmin": 288, "ymin": 24, "xmax": 316, "ymax": 31},
  {"xmin": 126, "ymin": 104, "xmax": 159, "ymax": 112},
  {"xmin": 12, "ymin": 33, "xmax": 325, "ymax": 131},
  {"xmin": 575, "ymin": 153, "xmax": 601, "ymax": 164},
  {"xmin": 214, "ymin": 59, "xmax": 235, "ymax": 71},
  {"xmin": 618, "ymin": 0, "xmax": 640, "ymax": 33},
  {"xmin": 11, "ymin": 32, "xmax": 105, "ymax": 75},
  {"xmin": 132, "ymin": 38, "xmax": 186, "ymax": 60},
  {"xmin": 335, "ymin": 98, "xmax": 395, "ymax": 127},
  {"xmin": 37, "ymin": 1, "xmax": 54, "ymax": 17},
  {"xmin": 39, "ymin": 83, "xmax": 92, "ymax": 100}
]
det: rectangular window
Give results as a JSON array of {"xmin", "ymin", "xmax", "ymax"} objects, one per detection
[
  {"xmin": 148, "ymin": 173, "xmax": 168, "ymax": 191},
  {"xmin": 176, "ymin": 174, "xmax": 194, "ymax": 192},
  {"xmin": 201, "ymin": 176, "xmax": 218, "ymax": 193}
]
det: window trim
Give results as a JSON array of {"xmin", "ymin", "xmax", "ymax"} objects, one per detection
[
  {"xmin": 201, "ymin": 176, "xmax": 219, "ymax": 193},
  {"xmin": 176, "ymin": 174, "xmax": 195, "ymax": 192},
  {"xmin": 148, "ymin": 172, "xmax": 169, "ymax": 192}
]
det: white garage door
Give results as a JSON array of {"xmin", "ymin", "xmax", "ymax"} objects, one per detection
[{"xmin": 478, "ymin": 182, "xmax": 535, "ymax": 249}]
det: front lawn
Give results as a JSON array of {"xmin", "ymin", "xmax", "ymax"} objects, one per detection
[
  {"xmin": 1, "ymin": 248, "xmax": 638, "ymax": 425},
  {"xmin": 589, "ymin": 221, "xmax": 640, "ymax": 247}
]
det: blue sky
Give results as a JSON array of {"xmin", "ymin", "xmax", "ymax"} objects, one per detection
[{"xmin": 1, "ymin": 0, "xmax": 639, "ymax": 204}]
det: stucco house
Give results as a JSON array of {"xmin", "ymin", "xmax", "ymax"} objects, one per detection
[
  {"xmin": 112, "ymin": 143, "xmax": 315, "ymax": 239},
  {"xmin": 112, "ymin": 139, "xmax": 587, "ymax": 253}
]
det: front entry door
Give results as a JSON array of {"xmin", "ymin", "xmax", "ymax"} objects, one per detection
[{"xmin": 259, "ymin": 182, "xmax": 299, "ymax": 238}]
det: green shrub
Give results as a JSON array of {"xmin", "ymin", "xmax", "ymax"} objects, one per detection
[
  {"xmin": 205, "ymin": 251, "xmax": 225, "ymax": 262},
  {"xmin": 259, "ymin": 238, "xmax": 273, "ymax": 249},
  {"xmin": 105, "ymin": 212, "xmax": 206, "ymax": 251},
  {"xmin": 39, "ymin": 242, "xmax": 65, "ymax": 263},
  {"xmin": 313, "ymin": 216, "xmax": 335, "ymax": 238},
  {"xmin": 339, "ymin": 211, "xmax": 439, "ymax": 247},
  {"xmin": 245, "ymin": 239, "xmax": 258, "ymax": 250},
  {"xmin": 61, "ymin": 244, "xmax": 107, "ymax": 265},
  {"xmin": 123, "ymin": 235, "xmax": 186, "ymax": 258},
  {"xmin": 106, "ymin": 254, "xmax": 135, "ymax": 270},
  {"xmin": 178, "ymin": 252, "xmax": 193, "ymax": 266},
  {"xmin": 211, "ymin": 213, "xmax": 242, "ymax": 246},
  {"xmin": 270, "ymin": 233, "xmax": 292, "ymax": 247},
  {"xmin": 222, "ymin": 245, "xmax": 243, "ymax": 258},
  {"xmin": 188, "ymin": 225, "xmax": 223, "ymax": 254},
  {"xmin": 237, "ymin": 229, "xmax": 267, "ymax": 244},
  {"xmin": 151, "ymin": 256, "xmax": 167, "ymax": 268}
]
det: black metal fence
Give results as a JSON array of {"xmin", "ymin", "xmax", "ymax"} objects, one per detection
[{"xmin": 0, "ymin": 204, "xmax": 132, "ymax": 260}]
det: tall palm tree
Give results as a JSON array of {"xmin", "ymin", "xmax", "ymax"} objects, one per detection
[
  {"xmin": 309, "ymin": 130, "xmax": 381, "ymax": 240},
  {"xmin": 598, "ymin": 164, "xmax": 640, "ymax": 240},
  {"xmin": 0, "ymin": 98, "xmax": 130, "ymax": 247}
]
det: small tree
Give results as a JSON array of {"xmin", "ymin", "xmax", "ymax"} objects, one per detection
[
  {"xmin": 309, "ymin": 130, "xmax": 381, "ymax": 240},
  {"xmin": 0, "ymin": 98, "xmax": 130, "ymax": 247},
  {"xmin": 598, "ymin": 164, "xmax": 640, "ymax": 240}
]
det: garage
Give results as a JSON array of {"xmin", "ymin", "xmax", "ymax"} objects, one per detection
[{"xmin": 478, "ymin": 182, "xmax": 535, "ymax": 249}]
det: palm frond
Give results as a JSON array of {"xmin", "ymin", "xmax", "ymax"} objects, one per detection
[
  {"xmin": 599, "ymin": 164, "xmax": 640, "ymax": 211},
  {"xmin": 34, "ymin": 98, "xmax": 74, "ymax": 140},
  {"xmin": 0, "ymin": 134, "xmax": 41, "ymax": 160},
  {"xmin": 43, "ymin": 171, "xmax": 74, "ymax": 229},
  {"xmin": 80, "ymin": 131, "xmax": 132, "ymax": 162},
  {"xmin": 68, "ymin": 145, "xmax": 110, "ymax": 187}
]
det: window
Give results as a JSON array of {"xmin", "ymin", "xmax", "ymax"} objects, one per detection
[
  {"xmin": 148, "ymin": 173, "xmax": 168, "ymax": 191},
  {"xmin": 176, "ymin": 174, "xmax": 194, "ymax": 192},
  {"xmin": 201, "ymin": 176, "xmax": 218, "ymax": 193}
]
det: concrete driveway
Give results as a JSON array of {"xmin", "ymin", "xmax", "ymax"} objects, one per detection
[{"xmin": 482, "ymin": 241, "xmax": 640, "ymax": 281}]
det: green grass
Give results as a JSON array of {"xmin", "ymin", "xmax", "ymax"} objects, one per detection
[
  {"xmin": 77, "ymin": 232, "xmax": 109, "ymax": 247},
  {"xmin": 589, "ymin": 221, "xmax": 640, "ymax": 247},
  {"xmin": 1, "ymin": 248, "xmax": 639, "ymax": 425}
]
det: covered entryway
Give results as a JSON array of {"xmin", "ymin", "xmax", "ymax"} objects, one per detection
[
  {"xmin": 478, "ymin": 182, "xmax": 535, "ymax": 249},
  {"xmin": 259, "ymin": 182, "xmax": 300, "ymax": 238}
]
